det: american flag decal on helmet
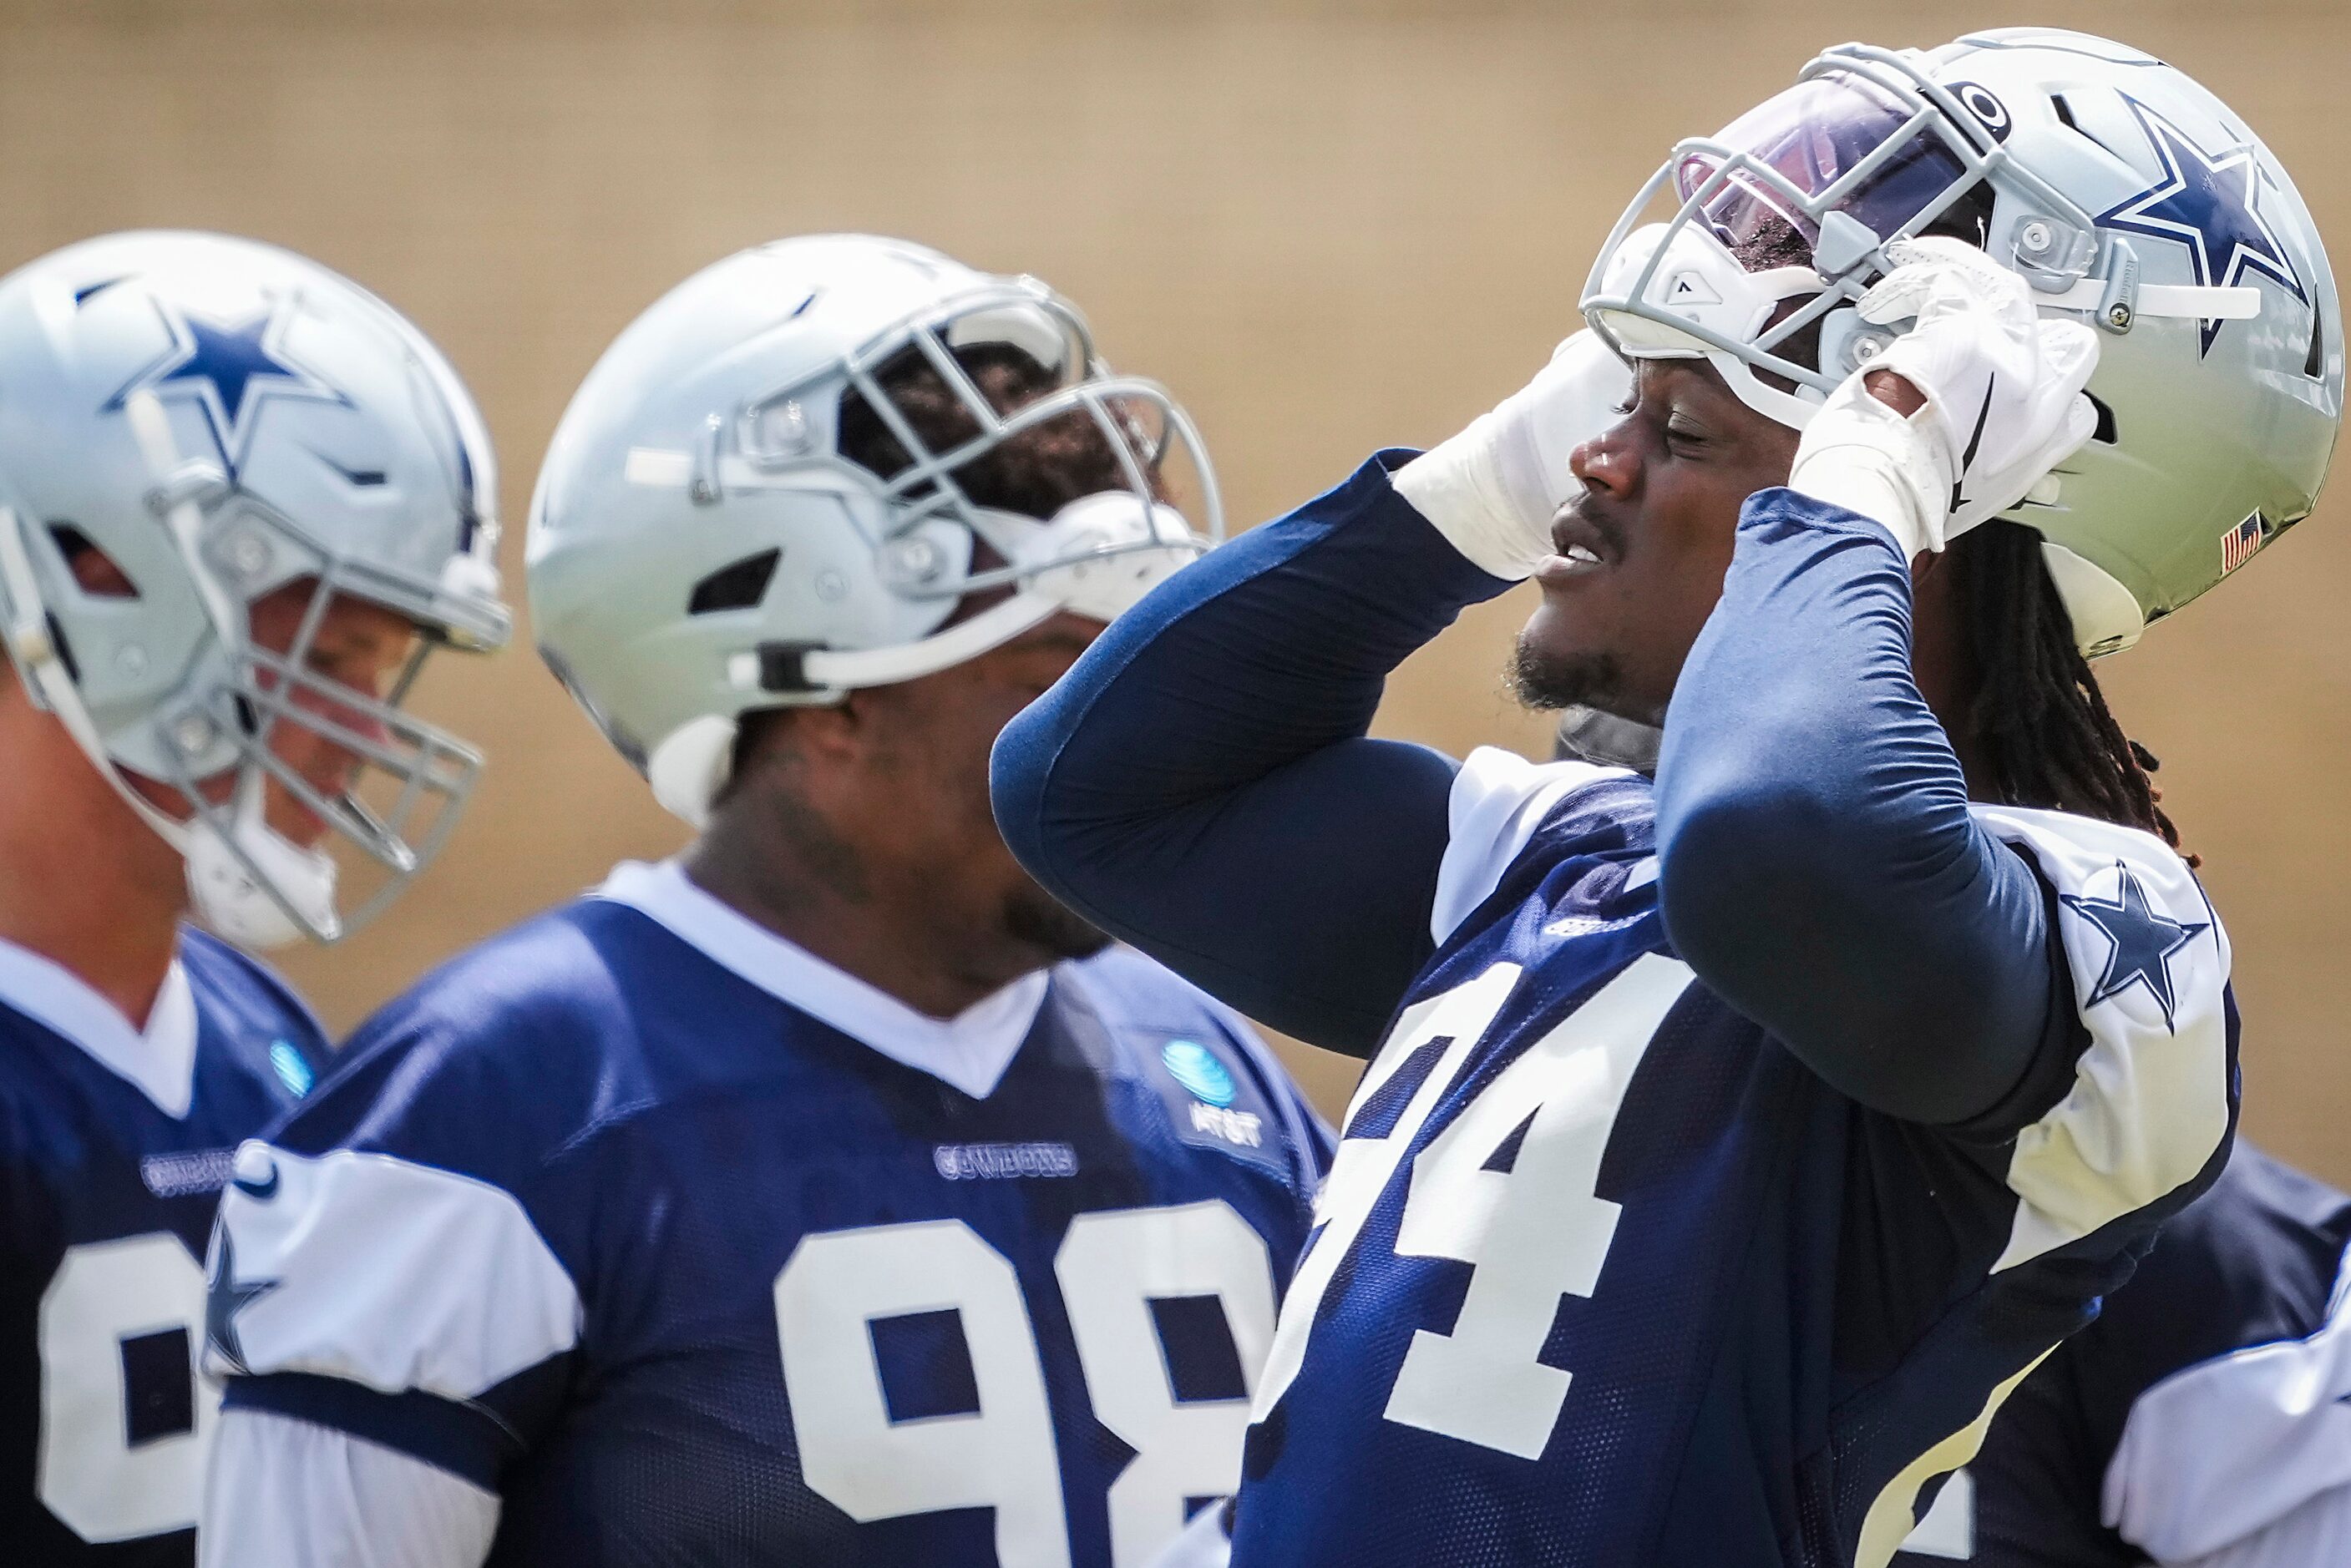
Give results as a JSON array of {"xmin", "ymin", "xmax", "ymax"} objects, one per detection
[{"xmin": 2221, "ymin": 513, "xmax": 2264, "ymax": 577}]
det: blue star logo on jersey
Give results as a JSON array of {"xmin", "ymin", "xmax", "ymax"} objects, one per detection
[
  {"xmin": 204, "ymin": 1222, "xmax": 281, "ymax": 1375},
  {"xmin": 2096, "ymin": 97, "xmax": 2307, "ymax": 355},
  {"xmin": 2059, "ymin": 862, "xmax": 2211, "ymax": 1032},
  {"xmin": 106, "ymin": 298, "xmax": 347, "ymax": 479}
]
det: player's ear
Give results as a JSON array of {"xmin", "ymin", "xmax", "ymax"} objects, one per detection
[
  {"xmin": 725, "ymin": 704, "xmax": 849, "ymax": 797},
  {"xmin": 793, "ymin": 695, "xmax": 874, "ymax": 766}
]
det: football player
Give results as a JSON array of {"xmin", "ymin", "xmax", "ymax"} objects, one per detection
[
  {"xmin": 1893, "ymin": 1140, "xmax": 2351, "ymax": 1567},
  {"xmin": 0, "ymin": 231, "xmax": 509, "ymax": 1564},
  {"xmin": 996, "ymin": 29, "xmax": 2334, "ymax": 1568},
  {"xmin": 199, "ymin": 235, "xmax": 1331, "ymax": 1567},
  {"xmin": 1553, "ymin": 731, "xmax": 2351, "ymax": 1568}
]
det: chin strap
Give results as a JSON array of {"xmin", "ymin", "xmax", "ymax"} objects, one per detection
[
  {"xmin": 0, "ymin": 504, "xmax": 337, "ymax": 948},
  {"xmin": 0, "ymin": 393, "xmax": 351, "ymax": 950},
  {"xmin": 655, "ymin": 493, "xmax": 1206, "ymax": 831},
  {"xmin": 800, "ymin": 594, "xmax": 1063, "ymax": 693},
  {"xmin": 0, "ymin": 503, "xmax": 198, "ymax": 857},
  {"xmin": 2035, "ymin": 278, "xmax": 2262, "ymax": 322},
  {"xmin": 649, "ymin": 592, "xmax": 1067, "ymax": 832}
]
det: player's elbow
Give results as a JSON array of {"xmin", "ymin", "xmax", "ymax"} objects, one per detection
[{"xmin": 1656, "ymin": 766, "xmax": 1850, "ymax": 974}]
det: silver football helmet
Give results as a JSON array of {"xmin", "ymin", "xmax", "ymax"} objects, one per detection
[
  {"xmin": 1581, "ymin": 27, "xmax": 2341, "ymax": 653},
  {"xmin": 529, "ymin": 234, "xmax": 1219, "ymax": 827},
  {"xmin": 0, "ymin": 231, "xmax": 510, "ymax": 948}
]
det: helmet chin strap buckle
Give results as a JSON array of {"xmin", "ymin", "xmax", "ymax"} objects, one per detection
[
  {"xmin": 754, "ymin": 642, "xmax": 825, "ymax": 695},
  {"xmin": 0, "ymin": 507, "xmax": 63, "ymax": 681},
  {"xmin": 1812, "ymin": 210, "xmax": 1886, "ymax": 284},
  {"xmin": 7, "ymin": 616, "xmax": 53, "ymax": 669}
]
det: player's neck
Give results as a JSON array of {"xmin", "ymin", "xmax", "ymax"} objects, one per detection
[
  {"xmin": 0, "ymin": 702, "xmax": 185, "ymax": 1029},
  {"xmin": 682, "ymin": 817, "xmax": 1012, "ymax": 1021}
]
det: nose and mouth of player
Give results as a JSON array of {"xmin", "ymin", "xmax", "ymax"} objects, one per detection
[
  {"xmin": 124, "ymin": 580, "xmax": 415, "ymax": 853},
  {"xmin": 1534, "ymin": 503, "xmax": 1624, "ymax": 591},
  {"xmin": 155, "ymin": 705, "xmax": 377, "ymax": 849}
]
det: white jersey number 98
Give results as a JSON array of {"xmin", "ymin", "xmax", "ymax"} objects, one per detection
[{"xmin": 774, "ymin": 1200, "xmax": 1277, "ymax": 1568}]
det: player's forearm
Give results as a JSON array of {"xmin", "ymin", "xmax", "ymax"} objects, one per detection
[
  {"xmin": 991, "ymin": 453, "xmax": 1512, "ymax": 1054},
  {"xmin": 1654, "ymin": 487, "xmax": 2054, "ymax": 1125},
  {"xmin": 201, "ymin": 1408, "xmax": 499, "ymax": 1568}
]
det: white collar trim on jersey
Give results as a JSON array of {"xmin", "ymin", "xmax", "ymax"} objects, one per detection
[
  {"xmin": 591, "ymin": 858, "xmax": 1046, "ymax": 1101},
  {"xmin": 0, "ymin": 936, "xmax": 198, "ymax": 1117}
]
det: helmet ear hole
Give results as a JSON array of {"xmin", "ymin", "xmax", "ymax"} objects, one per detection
[
  {"xmin": 2085, "ymin": 392, "xmax": 2120, "ymax": 445},
  {"xmin": 50, "ymin": 524, "xmax": 139, "ymax": 599},
  {"xmin": 687, "ymin": 549, "xmax": 782, "ymax": 615}
]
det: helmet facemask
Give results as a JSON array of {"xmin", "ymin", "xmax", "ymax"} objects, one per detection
[
  {"xmin": 1583, "ymin": 55, "xmax": 2019, "ymax": 427},
  {"xmin": 0, "ymin": 396, "xmax": 506, "ymax": 949},
  {"xmin": 1580, "ymin": 40, "xmax": 2295, "ymax": 652},
  {"xmin": 162, "ymin": 566, "xmax": 492, "ymax": 948},
  {"xmin": 640, "ymin": 280, "xmax": 1223, "ymax": 827},
  {"xmin": 748, "ymin": 280, "xmax": 1219, "ymax": 631}
]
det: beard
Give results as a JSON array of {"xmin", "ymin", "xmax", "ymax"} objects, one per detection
[
  {"xmin": 1003, "ymin": 881, "xmax": 1114, "ymax": 963},
  {"xmin": 1506, "ymin": 630, "xmax": 1641, "ymax": 720}
]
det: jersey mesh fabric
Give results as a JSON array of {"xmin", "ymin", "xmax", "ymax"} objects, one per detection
[
  {"xmin": 1889, "ymin": 1144, "xmax": 2351, "ymax": 1567},
  {"xmin": 1226, "ymin": 776, "xmax": 2234, "ymax": 1568},
  {"xmin": 217, "ymin": 903, "xmax": 1327, "ymax": 1568},
  {"xmin": 0, "ymin": 933, "xmax": 322, "ymax": 1566}
]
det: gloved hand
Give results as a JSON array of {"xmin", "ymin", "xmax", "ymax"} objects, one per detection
[
  {"xmin": 1790, "ymin": 236, "xmax": 2100, "ymax": 558},
  {"xmin": 1392, "ymin": 329, "xmax": 1631, "ymax": 579}
]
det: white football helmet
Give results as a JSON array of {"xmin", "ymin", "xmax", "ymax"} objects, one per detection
[
  {"xmin": 529, "ymin": 234, "xmax": 1219, "ymax": 827},
  {"xmin": 0, "ymin": 231, "xmax": 510, "ymax": 948},
  {"xmin": 1581, "ymin": 28, "xmax": 2340, "ymax": 653}
]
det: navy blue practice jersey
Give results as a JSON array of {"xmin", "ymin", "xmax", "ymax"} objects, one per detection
[
  {"xmin": 210, "ymin": 867, "xmax": 1330, "ymax": 1567},
  {"xmin": 1892, "ymin": 1141, "xmax": 2351, "ymax": 1566},
  {"xmin": 0, "ymin": 930, "xmax": 322, "ymax": 1565},
  {"xmin": 1225, "ymin": 751, "xmax": 2237, "ymax": 1568}
]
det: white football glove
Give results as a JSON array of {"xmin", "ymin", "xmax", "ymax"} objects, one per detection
[
  {"xmin": 1392, "ymin": 329, "xmax": 1632, "ymax": 579},
  {"xmin": 1789, "ymin": 236, "xmax": 2100, "ymax": 559}
]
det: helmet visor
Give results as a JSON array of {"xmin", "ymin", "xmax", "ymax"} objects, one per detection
[{"xmin": 1675, "ymin": 70, "xmax": 1974, "ymax": 257}]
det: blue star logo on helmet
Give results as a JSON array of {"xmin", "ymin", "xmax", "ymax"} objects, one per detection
[
  {"xmin": 2096, "ymin": 96, "xmax": 2308, "ymax": 356},
  {"xmin": 1161, "ymin": 1039, "xmax": 1238, "ymax": 1106},
  {"xmin": 2058, "ymin": 862, "xmax": 2212, "ymax": 1032},
  {"xmin": 105, "ymin": 296, "xmax": 347, "ymax": 478}
]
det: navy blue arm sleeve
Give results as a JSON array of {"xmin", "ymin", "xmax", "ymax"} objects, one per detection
[
  {"xmin": 992, "ymin": 454, "xmax": 1514, "ymax": 1055},
  {"xmin": 1655, "ymin": 488, "xmax": 2058, "ymax": 1126}
]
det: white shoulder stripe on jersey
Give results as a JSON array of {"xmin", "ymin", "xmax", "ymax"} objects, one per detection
[
  {"xmin": 1431, "ymin": 747, "xmax": 1633, "ymax": 946},
  {"xmin": 2103, "ymin": 1239, "xmax": 2351, "ymax": 1561},
  {"xmin": 1970, "ymin": 807, "xmax": 2233, "ymax": 1275},
  {"xmin": 207, "ymin": 1144, "xmax": 581, "ymax": 1401}
]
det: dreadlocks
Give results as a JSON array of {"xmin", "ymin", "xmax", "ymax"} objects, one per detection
[{"xmin": 1948, "ymin": 518, "xmax": 2190, "ymax": 861}]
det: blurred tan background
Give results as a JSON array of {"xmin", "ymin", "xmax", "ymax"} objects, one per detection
[{"xmin": 4, "ymin": 0, "xmax": 2343, "ymax": 1184}]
